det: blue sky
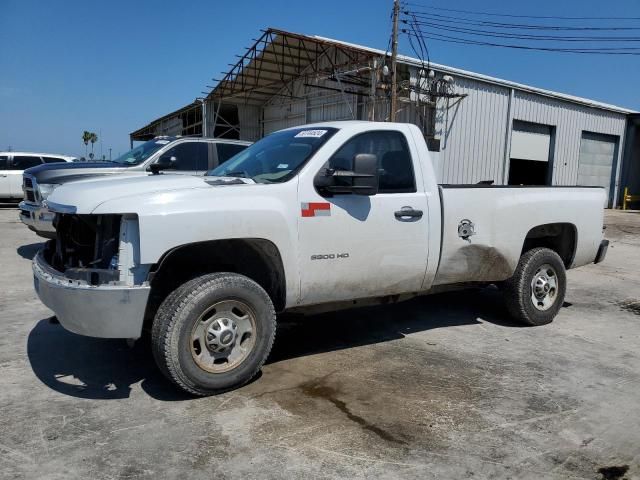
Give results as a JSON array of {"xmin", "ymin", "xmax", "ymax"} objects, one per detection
[{"xmin": 1, "ymin": 0, "xmax": 639, "ymax": 158}]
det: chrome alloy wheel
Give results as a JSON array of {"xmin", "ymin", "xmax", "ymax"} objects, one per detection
[
  {"xmin": 190, "ymin": 300, "xmax": 257, "ymax": 373},
  {"xmin": 530, "ymin": 264, "xmax": 559, "ymax": 311}
]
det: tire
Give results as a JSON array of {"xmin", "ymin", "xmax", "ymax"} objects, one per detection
[
  {"xmin": 151, "ymin": 273, "xmax": 276, "ymax": 396},
  {"xmin": 503, "ymin": 247, "xmax": 566, "ymax": 326}
]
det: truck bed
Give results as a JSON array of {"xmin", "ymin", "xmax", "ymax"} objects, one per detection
[{"xmin": 431, "ymin": 185, "xmax": 605, "ymax": 286}]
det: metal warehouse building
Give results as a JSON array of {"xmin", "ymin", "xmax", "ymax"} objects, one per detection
[{"xmin": 131, "ymin": 28, "xmax": 639, "ymax": 207}]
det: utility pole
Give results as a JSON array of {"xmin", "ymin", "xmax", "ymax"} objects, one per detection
[{"xmin": 390, "ymin": 0, "xmax": 400, "ymax": 122}]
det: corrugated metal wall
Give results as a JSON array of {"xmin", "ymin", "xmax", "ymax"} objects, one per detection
[
  {"xmin": 237, "ymin": 104, "xmax": 262, "ymax": 141},
  {"xmin": 434, "ymin": 75, "xmax": 511, "ymax": 184},
  {"xmin": 260, "ymin": 51, "xmax": 364, "ymax": 135},
  {"xmin": 157, "ymin": 117, "xmax": 182, "ymax": 136},
  {"xmin": 511, "ymin": 90, "xmax": 626, "ymax": 189}
]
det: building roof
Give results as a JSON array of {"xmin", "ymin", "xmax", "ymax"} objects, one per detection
[
  {"xmin": 208, "ymin": 28, "xmax": 635, "ymax": 115},
  {"xmin": 207, "ymin": 28, "xmax": 381, "ymax": 106},
  {"xmin": 130, "ymin": 101, "xmax": 201, "ymax": 139}
]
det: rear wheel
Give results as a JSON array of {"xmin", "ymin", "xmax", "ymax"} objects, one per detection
[
  {"xmin": 503, "ymin": 247, "xmax": 566, "ymax": 326},
  {"xmin": 151, "ymin": 273, "xmax": 276, "ymax": 396}
]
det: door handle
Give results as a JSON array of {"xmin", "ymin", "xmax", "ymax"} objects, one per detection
[{"xmin": 394, "ymin": 206, "xmax": 423, "ymax": 220}]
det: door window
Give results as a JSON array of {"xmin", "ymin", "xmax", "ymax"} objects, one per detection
[
  {"xmin": 216, "ymin": 143, "xmax": 247, "ymax": 165},
  {"xmin": 160, "ymin": 142, "xmax": 208, "ymax": 170},
  {"xmin": 0, "ymin": 156, "xmax": 8, "ymax": 170},
  {"xmin": 43, "ymin": 156, "xmax": 66, "ymax": 164},
  {"xmin": 327, "ymin": 131, "xmax": 416, "ymax": 193},
  {"xmin": 12, "ymin": 156, "xmax": 43, "ymax": 170}
]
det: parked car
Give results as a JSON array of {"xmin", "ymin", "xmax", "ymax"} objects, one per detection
[
  {"xmin": 19, "ymin": 136, "xmax": 250, "ymax": 238},
  {"xmin": 0, "ymin": 152, "xmax": 75, "ymax": 202},
  {"xmin": 32, "ymin": 121, "xmax": 608, "ymax": 396}
]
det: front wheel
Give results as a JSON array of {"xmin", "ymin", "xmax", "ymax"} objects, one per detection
[
  {"xmin": 151, "ymin": 273, "xmax": 276, "ymax": 396},
  {"xmin": 503, "ymin": 247, "xmax": 567, "ymax": 326}
]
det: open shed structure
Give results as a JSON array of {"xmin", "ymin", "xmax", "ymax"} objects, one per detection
[{"xmin": 131, "ymin": 28, "xmax": 638, "ymax": 207}]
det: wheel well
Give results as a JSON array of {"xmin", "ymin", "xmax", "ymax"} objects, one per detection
[
  {"xmin": 521, "ymin": 223, "xmax": 577, "ymax": 268},
  {"xmin": 143, "ymin": 239, "xmax": 286, "ymax": 330}
]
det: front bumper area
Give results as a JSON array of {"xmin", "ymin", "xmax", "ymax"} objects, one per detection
[
  {"xmin": 33, "ymin": 252, "xmax": 150, "ymax": 339},
  {"xmin": 19, "ymin": 201, "xmax": 56, "ymax": 239}
]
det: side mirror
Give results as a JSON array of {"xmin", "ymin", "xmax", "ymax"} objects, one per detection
[
  {"xmin": 149, "ymin": 156, "xmax": 177, "ymax": 174},
  {"xmin": 314, "ymin": 153, "xmax": 379, "ymax": 196},
  {"xmin": 352, "ymin": 153, "xmax": 379, "ymax": 196}
]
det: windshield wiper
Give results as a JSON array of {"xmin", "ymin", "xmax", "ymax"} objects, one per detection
[{"xmin": 223, "ymin": 170, "xmax": 250, "ymax": 178}]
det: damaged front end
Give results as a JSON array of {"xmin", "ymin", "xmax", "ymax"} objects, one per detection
[
  {"xmin": 33, "ymin": 212, "xmax": 151, "ymax": 339},
  {"xmin": 45, "ymin": 214, "xmax": 122, "ymax": 285}
]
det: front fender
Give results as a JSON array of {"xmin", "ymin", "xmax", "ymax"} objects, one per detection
[{"xmin": 92, "ymin": 181, "xmax": 301, "ymax": 306}]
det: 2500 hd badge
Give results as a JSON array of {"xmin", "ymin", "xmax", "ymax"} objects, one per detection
[{"xmin": 311, "ymin": 253, "xmax": 350, "ymax": 260}]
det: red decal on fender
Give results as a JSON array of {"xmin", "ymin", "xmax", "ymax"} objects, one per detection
[{"xmin": 301, "ymin": 202, "xmax": 331, "ymax": 217}]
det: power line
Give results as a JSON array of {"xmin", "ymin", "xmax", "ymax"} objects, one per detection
[
  {"xmin": 403, "ymin": 18, "xmax": 640, "ymax": 42},
  {"xmin": 403, "ymin": 30, "xmax": 640, "ymax": 55},
  {"xmin": 405, "ymin": 11, "xmax": 640, "ymax": 31},
  {"xmin": 406, "ymin": 14, "xmax": 430, "ymax": 66},
  {"xmin": 401, "ymin": 2, "xmax": 640, "ymax": 21},
  {"xmin": 401, "ymin": 3, "xmax": 640, "ymax": 56}
]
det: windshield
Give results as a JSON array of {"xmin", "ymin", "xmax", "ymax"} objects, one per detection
[
  {"xmin": 208, "ymin": 127, "xmax": 338, "ymax": 183},
  {"xmin": 112, "ymin": 138, "xmax": 175, "ymax": 165}
]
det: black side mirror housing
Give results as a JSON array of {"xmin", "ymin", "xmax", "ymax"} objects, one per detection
[
  {"xmin": 149, "ymin": 156, "xmax": 177, "ymax": 174},
  {"xmin": 351, "ymin": 153, "xmax": 379, "ymax": 196},
  {"xmin": 314, "ymin": 153, "xmax": 379, "ymax": 196}
]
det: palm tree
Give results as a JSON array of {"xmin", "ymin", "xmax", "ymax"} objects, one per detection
[
  {"xmin": 82, "ymin": 131, "xmax": 92, "ymax": 157},
  {"xmin": 89, "ymin": 132, "xmax": 98, "ymax": 159}
]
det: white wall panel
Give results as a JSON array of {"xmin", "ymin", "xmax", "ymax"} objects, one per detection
[
  {"xmin": 434, "ymin": 75, "xmax": 511, "ymax": 184},
  {"xmin": 237, "ymin": 104, "xmax": 262, "ymax": 141},
  {"xmin": 263, "ymin": 100, "xmax": 307, "ymax": 135}
]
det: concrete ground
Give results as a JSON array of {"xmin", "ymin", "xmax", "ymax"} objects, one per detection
[{"xmin": 0, "ymin": 207, "xmax": 639, "ymax": 480}]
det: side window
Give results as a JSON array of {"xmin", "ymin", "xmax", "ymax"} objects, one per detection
[
  {"xmin": 216, "ymin": 143, "xmax": 247, "ymax": 165},
  {"xmin": 160, "ymin": 142, "xmax": 208, "ymax": 170},
  {"xmin": 43, "ymin": 156, "xmax": 65, "ymax": 164},
  {"xmin": 327, "ymin": 131, "xmax": 416, "ymax": 193},
  {"xmin": 12, "ymin": 155, "xmax": 43, "ymax": 170},
  {"xmin": 0, "ymin": 156, "xmax": 8, "ymax": 170}
]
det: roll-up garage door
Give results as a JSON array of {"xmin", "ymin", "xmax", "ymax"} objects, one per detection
[
  {"xmin": 508, "ymin": 121, "xmax": 553, "ymax": 186},
  {"xmin": 510, "ymin": 121, "xmax": 552, "ymax": 162},
  {"xmin": 577, "ymin": 132, "xmax": 618, "ymax": 207}
]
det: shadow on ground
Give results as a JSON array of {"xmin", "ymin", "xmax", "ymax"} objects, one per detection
[
  {"xmin": 17, "ymin": 242, "xmax": 43, "ymax": 260},
  {"xmin": 27, "ymin": 287, "xmax": 527, "ymax": 401}
]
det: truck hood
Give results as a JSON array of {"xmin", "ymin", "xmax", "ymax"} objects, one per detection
[
  {"xmin": 45, "ymin": 174, "xmax": 251, "ymax": 214},
  {"xmin": 25, "ymin": 161, "xmax": 131, "ymax": 184}
]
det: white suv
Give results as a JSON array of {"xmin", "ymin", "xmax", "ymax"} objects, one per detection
[{"xmin": 0, "ymin": 152, "xmax": 75, "ymax": 201}]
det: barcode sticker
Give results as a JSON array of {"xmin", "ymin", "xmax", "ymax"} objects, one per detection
[{"xmin": 294, "ymin": 130, "xmax": 327, "ymax": 138}]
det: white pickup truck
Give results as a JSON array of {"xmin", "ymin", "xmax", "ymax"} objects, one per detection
[{"xmin": 32, "ymin": 121, "xmax": 609, "ymax": 396}]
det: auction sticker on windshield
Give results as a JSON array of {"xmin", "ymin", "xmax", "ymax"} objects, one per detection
[
  {"xmin": 155, "ymin": 140, "xmax": 171, "ymax": 145},
  {"xmin": 295, "ymin": 130, "xmax": 327, "ymax": 138}
]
